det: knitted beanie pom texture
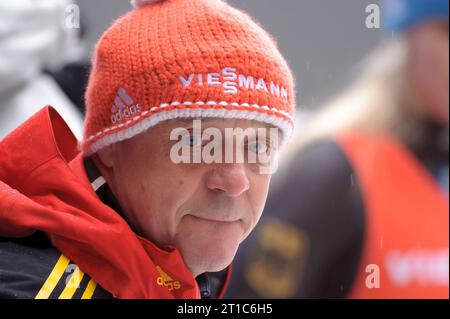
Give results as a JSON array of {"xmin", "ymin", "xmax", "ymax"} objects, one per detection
[{"xmin": 82, "ymin": 0, "xmax": 296, "ymax": 155}]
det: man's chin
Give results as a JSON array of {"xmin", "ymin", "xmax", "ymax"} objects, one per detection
[
  {"xmin": 188, "ymin": 251, "xmax": 235, "ymax": 277},
  {"xmin": 173, "ymin": 215, "xmax": 247, "ymax": 275},
  {"xmin": 176, "ymin": 239, "xmax": 240, "ymax": 276}
]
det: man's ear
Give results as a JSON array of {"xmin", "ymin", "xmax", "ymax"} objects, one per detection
[
  {"xmin": 408, "ymin": 22, "xmax": 449, "ymax": 125},
  {"xmin": 95, "ymin": 145, "xmax": 115, "ymax": 169}
]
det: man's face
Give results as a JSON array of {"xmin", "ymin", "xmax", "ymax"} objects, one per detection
[
  {"xmin": 409, "ymin": 21, "xmax": 449, "ymax": 126},
  {"xmin": 96, "ymin": 119, "xmax": 279, "ymax": 277}
]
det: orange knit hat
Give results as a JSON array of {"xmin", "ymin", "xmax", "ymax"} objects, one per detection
[{"xmin": 82, "ymin": 0, "xmax": 296, "ymax": 155}]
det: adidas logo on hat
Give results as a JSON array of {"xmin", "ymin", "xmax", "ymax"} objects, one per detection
[{"xmin": 110, "ymin": 87, "xmax": 142, "ymax": 124}]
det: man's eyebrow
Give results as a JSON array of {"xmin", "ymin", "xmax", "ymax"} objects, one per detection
[
  {"xmin": 172, "ymin": 118, "xmax": 280, "ymax": 130},
  {"xmin": 172, "ymin": 118, "xmax": 219, "ymax": 126}
]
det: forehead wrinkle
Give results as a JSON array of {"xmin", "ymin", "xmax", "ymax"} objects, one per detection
[{"xmin": 171, "ymin": 118, "xmax": 277, "ymax": 129}]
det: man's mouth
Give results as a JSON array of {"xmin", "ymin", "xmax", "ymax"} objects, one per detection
[{"xmin": 187, "ymin": 214, "xmax": 241, "ymax": 224}]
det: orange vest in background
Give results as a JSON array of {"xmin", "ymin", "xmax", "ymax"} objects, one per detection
[{"xmin": 338, "ymin": 132, "xmax": 449, "ymax": 299}]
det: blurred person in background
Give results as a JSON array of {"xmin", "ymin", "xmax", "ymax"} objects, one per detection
[
  {"xmin": 0, "ymin": 0, "xmax": 85, "ymax": 139},
  {"xmin": 226, "ymin": 0, "xmax": 448, "ymax": 299}
]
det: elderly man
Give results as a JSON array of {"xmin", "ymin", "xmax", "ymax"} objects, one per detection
[{"xmin": 0, "ymin": 0, "xmax": 295, "ymax": 299}]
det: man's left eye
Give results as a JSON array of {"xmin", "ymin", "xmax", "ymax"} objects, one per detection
[{"xmin": 248, "ymin": 142, "xmax": 268, "ymax": 154}]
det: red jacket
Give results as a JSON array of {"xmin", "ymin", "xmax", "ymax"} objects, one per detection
[{"xmin": 0, "ymin": 106, "xmax": 230, "ymax": 299}]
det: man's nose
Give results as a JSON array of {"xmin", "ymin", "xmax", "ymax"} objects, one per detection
[{"xmin": 206, "ymin": 164, "xmax": 250, "ymax": 198}]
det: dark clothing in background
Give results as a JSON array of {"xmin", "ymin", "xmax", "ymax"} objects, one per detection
[{"xmin": 46, "ymin": 59, "xmax": 91, "ymax": 114}]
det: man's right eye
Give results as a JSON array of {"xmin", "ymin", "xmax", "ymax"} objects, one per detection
[{"xmin": 183, "ymin": 135, "xmax": 202, "ymax": 147}]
